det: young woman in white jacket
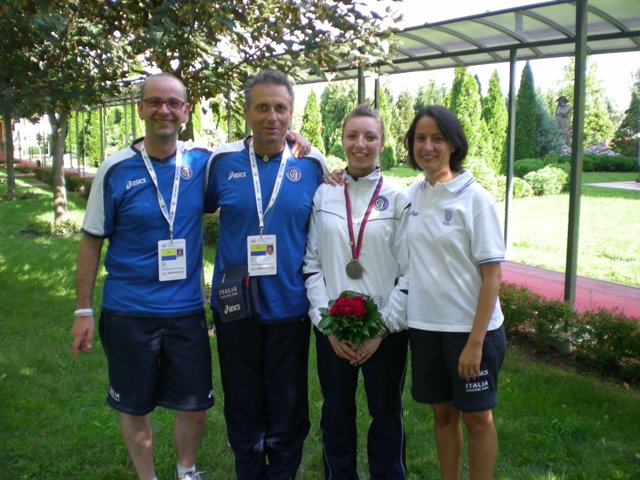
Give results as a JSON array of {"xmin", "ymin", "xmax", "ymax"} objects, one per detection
[{"xmin": 304, "ymin": 104, "xmax": 410, "ymax": 479}]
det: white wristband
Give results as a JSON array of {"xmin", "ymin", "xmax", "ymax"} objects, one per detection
[{"xmin": 74, "ymin": 308, "xmax": 94, "ymax": 317}]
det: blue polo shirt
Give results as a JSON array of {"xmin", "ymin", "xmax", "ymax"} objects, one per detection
[
  {"xmin": 205, "ymin": 139, "xmax": 326, "ymax": 322},
  {"xmin": 82, "ymin": 140, "xmax": 213, "ymax": 316}
]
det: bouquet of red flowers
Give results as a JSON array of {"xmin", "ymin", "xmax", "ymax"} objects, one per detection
[{"xmin": 318, "ymin": 290, "xmax": 384, "ymax": 347}]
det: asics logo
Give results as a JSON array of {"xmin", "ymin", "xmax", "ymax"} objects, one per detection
[
  {"xmin": 126, "ymin": 178, "xmax": 147, "ymax": 190},
  {"xmin": 228, "ymin": 171, "xmax": 247, "ymax": 180},
  {"xmin": 224, "ymin": 303, "xmax": 241, "ymax": 314}
]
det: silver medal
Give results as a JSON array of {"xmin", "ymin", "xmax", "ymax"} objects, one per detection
[{"xmin": 346, "ymin": 259, "xmax": 364, "ymax": 279}]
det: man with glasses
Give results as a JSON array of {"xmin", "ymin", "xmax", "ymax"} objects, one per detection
[{"xmin": 72, "ymin": 72, "xmax": 212, "ymax": 480}]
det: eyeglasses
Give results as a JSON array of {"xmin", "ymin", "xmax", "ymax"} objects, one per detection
[{"xmin": 142, "ymin": 97, "xmax": 186, "ymax": 110}]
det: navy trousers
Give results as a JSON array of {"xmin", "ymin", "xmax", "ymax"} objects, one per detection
[
  {"xmin": 315, "ymin": 328, "xmax": 409, "ymax": 479},
  {"xmin": 215, "ymin": 316, "xmax": 311, "ymax": 480}
]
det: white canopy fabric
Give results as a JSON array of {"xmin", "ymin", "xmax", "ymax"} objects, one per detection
[{"xmin": 305, "ymin": 0, "xmax": 640, "ymax": 82}]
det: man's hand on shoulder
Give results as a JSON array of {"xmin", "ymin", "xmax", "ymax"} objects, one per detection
[
  {"xmin": 286, "ymin": 131, "xmax": 311, "ymax": 158},
  {"xmin": 324, "ymin": 169, "xmax": 345, "ymax": 186}
]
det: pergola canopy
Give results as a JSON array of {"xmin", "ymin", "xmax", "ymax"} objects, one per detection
[{"xmin": 307, "ymin": 0, "xmax": 640, "ymax": 82}]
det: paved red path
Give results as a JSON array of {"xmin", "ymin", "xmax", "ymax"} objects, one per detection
[{"xmin": 502, "ymin": 261, "xmax": 640, "ymax": 320}]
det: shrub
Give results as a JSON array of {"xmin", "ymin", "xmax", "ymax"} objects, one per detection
[
  {"xmin": 65, "ymin": 174, "xmax": 93, "ymax": 196},
  {"xmin": 513, "ymin": 177, "xmax": 534, "ymax": 198},
  {"xmin": 34, "ymin": 168, "xmax": 53, "ymax": 184},
  {"xmin": 203, "ymin": 211, "xmax": 220, "ymax": 246},
  {"xmin": 529, "ymin": 299, "xmax": 578, "ymax": 349},
  {"xmin": 328, "ymin": 142, "xmax": 346, "ymax": 161},
  {"xmin": 514, "ymin": 158, "xmax": 544, "ymax": 178},
  {"xmin": 500, "ymin": 283, "xmax": 543, "ymax": 331},
  {"xmin": 497, "ymin": 176, "xmax": 534, "ymax": 199},
  {"xmin": 587, "ymin": 154, "xmax": 637, "ymax": 172},
  {"xmin": 325, "ymin": 155, "xmax": 346, "ymax": 173},
  {"xmin": 10, "ymin": 163, "xmax": 92, "ymax": 196},
  {"xmin": 573, "ymin": 309, "xmax": 640, "ymax": 378},
  {"xmin": 466, "ymin": 156, "xmax": 501, "ymax": 200},
  {"xmin": 379, "ymin": 144, "xmax": 396, "ymax": 170},
  {"xmin": 500, "ymin": 282, "xmax": 640, "ymax": 383},
  {"xmin": 557, "ymin": 154, "xmax": 637, "ymax": 172},
  {"xmin": 523, "ymin": 165, "xmax": 568, "ymax": 195},
  {"xmin": 542, "ymin": 150, "xmax": 560, "ymax": 165}
]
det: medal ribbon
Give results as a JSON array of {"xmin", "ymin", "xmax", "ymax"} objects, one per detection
[
  {"xmin": 344, "ymin": 176, "xmax": 383, "ymax": 261},
  {"xmin": 248, "ymin": 139, "xmax": 290, "ymax": 236},
  {"xmin": 140, "ymin": 142, "xmax": 182, "ymax": 240}
]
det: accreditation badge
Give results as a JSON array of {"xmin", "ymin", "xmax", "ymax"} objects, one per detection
[
  {"xmin": 158, "ymin": 238, "xmax": 187, "ymax": 281},
  {"xmin": 247, "ymin": 234, "xmax": 277, "ymax": 276}
]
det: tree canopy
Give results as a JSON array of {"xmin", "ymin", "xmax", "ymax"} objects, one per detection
[{"xmin": 2, "ymin": 0, "xmax": 400, "ymax": 220}]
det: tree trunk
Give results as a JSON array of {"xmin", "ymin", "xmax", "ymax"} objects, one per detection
[
  {"xmin": 3, "ymin": 110, "xmax": 16, "ymax": 198},
  {"xmin": 48, "ymin": 110, "xmax": 69, "ymax": 224},
  {"xmin": 179, "ymin": 111, "xmax": 195, "ymax": 141}
]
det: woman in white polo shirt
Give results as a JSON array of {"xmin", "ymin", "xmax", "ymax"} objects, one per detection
[
  {"xmin": 304, "ymin": 104, "xmax": 410, "ymax": 479},
  {"xmin": 404, "ymin": 105, "xmax": 506, "ymax": 480}
]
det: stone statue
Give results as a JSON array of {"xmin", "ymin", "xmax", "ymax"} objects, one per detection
[{"xmin": 555, "ymin": 96, "xmax": 572, "ymax": 146}]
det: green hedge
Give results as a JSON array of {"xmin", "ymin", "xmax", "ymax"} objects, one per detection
[
  {"xmin": 514, "ymin": 158, "xmax": 545, "ymax": 178},
  {"xmin": 557, "ymin": 154, "xmax": 637, "ymax": 172},
  {"xmin": 515, "ymin": 154, "xmax": 637, "ymax": 178},
  {"xmin": 500, "ymin": 283, "xmax": 640, "ymax": 383},
  {"xmin": 203, "ymin": 211, "xmax": 220, "ymax": 246},
  {"xmin": 13, "ymin": 164, "xmax": 93, "ymax": 197}
]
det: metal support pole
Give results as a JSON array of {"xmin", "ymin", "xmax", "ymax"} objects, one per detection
[
  {"xmin": 100, "ymin": 105, "xmax": 106, "ymax": 164},
  {"xmin": 123, "ymin": 102, "xmax": 129, "ymax": 149},
  {"xmin": 564, "ymin": 0, "xmax": 588, "ymax": 307},
  {"xmin": 131, "ymin": 91, "xmax": 137, "ymax": 140},
  {"xmin": 227, "ymin": 95, "xmax": 233, "ymax": 143},
  {"xmin": 357, "ymin": 64, "xmax": 366, "ymax": 105},
  {"xmin": 75, "ymin": 111, "xmax": 80, "ymax": 173},
  {"xmin": 504, "ymin": 49, "xmax": 517, "ymax": 249}
]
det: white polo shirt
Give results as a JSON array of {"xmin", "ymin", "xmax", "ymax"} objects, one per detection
[{"xmin": 407, "ymin": 170, "xmax": 505, "ymax": 332}]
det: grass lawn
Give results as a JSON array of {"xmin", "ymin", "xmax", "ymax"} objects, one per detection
[
  {"xmin": 387, "ymin": 168, "xmax": 640, "ymax": 287},
  {"xmin": 1, "ymin": 170, "xmax": 639, "ymax": 478},
  {"xmin": 499, "ymin": 172, "xmax": 640, "ymax": 287}
]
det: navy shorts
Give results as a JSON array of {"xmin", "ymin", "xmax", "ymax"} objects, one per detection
[
  {"xmin": 99, "ymin": 312, "xmax": 214, "ymax": 415},
  {"xmin": 410, "ymin": 325, "xmax": 506, "ymax": 413}
]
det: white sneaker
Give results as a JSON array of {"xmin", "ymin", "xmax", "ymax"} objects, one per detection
[{"xmin": 176, "ymin": 466, "xmax": 205, "ymax": 480}]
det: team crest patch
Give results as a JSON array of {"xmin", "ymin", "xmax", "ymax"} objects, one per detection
[
  {"xmin": 286, "ymin": 166, "xmax": 302, "ymax": 182},
  {"xmin": 443, "ymin": 209, "xmax": 453, "ymax": 225},
  {"xmin": 374, "ymin": 195, "xmax": 389, "ymax": 211},
  {"xmin": 180, "ymin": 165, "xmax": 193, "ymax": 180}
]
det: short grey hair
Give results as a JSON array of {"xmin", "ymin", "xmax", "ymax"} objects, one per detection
[{"xmin": 244, "ymin": 70, "xmax": 294, "ymax": 109}]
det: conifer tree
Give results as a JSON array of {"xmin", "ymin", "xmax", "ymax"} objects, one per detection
[
  {"xmin": 392, "ymin": 90, "xmax": 415, "ymax": 163},
  {"xmin": 449, "ymin": 66, "xmax": 491, "ymax": 161},
  {"xmin": 535, "ymin": 95, "xmax": 564, "ymax": 156},
  {"xmin": 556, "ymin": 58, "xmax": 615, "ymax": 147},
  {"xmin": 414, "ymin": 80, "xmax": 447, "ymax": 113},
  {"xmin": 300, "ymin": 90, "xmax": 324, "ymax": 154},
  {"xmin": 319, "ymin": 81, "xmax": 357, "ymax": 153},
  {"xmin": 482, "ymin": 71, "xmax": 508, "ymax": 174},
  {"xmin": 377, "ymin": 85, "xmax": 397, "ymax": 169},
  {"xmin": 515, "ymin": 61, "xmax": 537, "ymax": 159},
  {"xmin": 611, "ymin": 69, "xmax": 640, "ymax": 157},
  {"xmin": 85, "ymin": 109, "xmax": 102, "ymax": 168}
]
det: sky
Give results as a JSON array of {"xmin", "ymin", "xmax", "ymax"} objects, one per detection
[{"xmin": 296, "ymin": 0, "xmax": 639, "ymax": 118}]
